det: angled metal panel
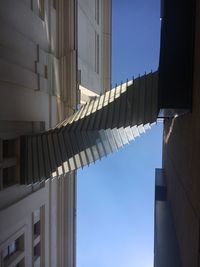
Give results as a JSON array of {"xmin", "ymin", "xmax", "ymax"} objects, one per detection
[
  {"xmin": 27, "ymin": 136, "xmax": 33, "ymax": 184},
  {"xmin": 105, "ymin": 88, "xmax": 116, "ymax": 129},
  {"xmin": 124, "ymin": 126, "xmax": 135, "ymax": 142},
  {"xmin": 98, "ymin": 129, "xmax": 112, "ymax": 155},
  {"xmin": 117, "ymin": 127, "xmax": 129, "ymax": 145},
  {"xmin": 37, "ymin": 135, "xmax": 45, "ymax": 180},
  {"xmin": 138, "ymin": 124, "xmax": 145, "ymax": 134},
  {"xmin": 111, "ymin": 85, "xmax": 122, "ymax": 128},
  {"xmin": 47, "ymin": 133, "xmax": 57, "ymax": 174},
  {"xmin": 131, "ymin": 125, "xmax": 140, "ymax": 138},
  {"xmin": 41, "ymin": 134, "xmax": 52, "ymax": 178},
  {"xmin": 80, "ymin": 130, "xmax": 95, "ymax": 165},
  {"xmin": 99, "ymin": 90, "xmax": 111, "ymax": 129},
  {"xmin": 105, "ymin": 128, "xmax": 118, "ymax": 153},
  {"xmin": 111, "ymin": 127, "xmax": 123, "ymax": 149},
  {"xmin": 52, "ymin": 131, "xmax": 64, "ymax": 175},
  {"xmin": 87, "ymin": 97, "xmax": 100, "ymax": 130},
  {"xmin": 63, "ymin": 129, "xmax": 76, "ymax": 171},
  {"xmin": 32, "ymin": 136, "xmax": 39, "ymax": 183},
  {"xmin": 138, "ymin": 75, "xmax": 145, "ymax": 125},
  {"xmin": 125, "ymin": 81, "xmax": 134, "ymax": 127},
  {"xmin": 152, "ymin": 71, "xmax": 158, "ymax": 122},
  {"xmin": 131, "ymin": 77, "xmax": 140, "ymax": 127},
  {"xmin": 57, "ymin": 129, "xmax": 70, "ymax": 172}
]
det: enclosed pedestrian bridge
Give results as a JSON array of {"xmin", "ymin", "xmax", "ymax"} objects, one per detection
[{"xmin": 20, "ymin": 71, "xmax": 159, "ymax": 184}]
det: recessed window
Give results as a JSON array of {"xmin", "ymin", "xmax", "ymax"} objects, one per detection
[
  {"xmin": 34, "ymin": 242, "xmax": 41, "ymax": 260},
  {"xmin": 44, "ymin": 65, "xmax": 48, "ymax": 78},
  {"xmin": 32, "ymin": 206, "xmax": 44, "ymax": 265},
  {"xmin": 34, "ymin": 221, "xmax": 40, "ymax": 238},
  {"xmin": 3, "ymin": 166, "xmax": 17, "ymax": 188},
  {"xmin": 95, "ymin": 0, "xmax": 100, "ymax": 25},
  {"xmin": 16, "ymin": 258, "xmax": 25, "ymax": 267},
  {"xmin": 3, "ymin": 139, "xmax": 16, "ymax": 158},
  {"xmin": 3, "ymin": 234, "xmax": 24, "ymax": 261},
  {"xmin": 0, "ymin": 139, "xmax": 18, "ymax": 190},
  {"xmin": 39, "ymin": 0, "xmax": 45, "ymax": 20},
  {"xmin": 95, "ymin": 32, "xmax": 99, "ymax": 74},
  {"xmin": 2, "ymin": 241, "xmax": 16, "ymax": 260},
  {"xmin": 53, "ymin": 0, "xmax": 56, "ymax": 9}
]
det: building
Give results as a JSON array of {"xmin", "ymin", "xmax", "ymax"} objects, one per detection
[
  {"xmin": 2, "ymin": 0, "xmax": 198, "ymax": 266},
  {"xmin": 0, "ymin": 1, "xmax": 111, "ymax": 266},
  {"xmin": 154, "ymin": 0, "xmax": 198, "ymax": 266}
]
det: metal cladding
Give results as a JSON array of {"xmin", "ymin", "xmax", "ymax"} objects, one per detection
[{"xmin": 20, "ymin": 71, "xmax": 158, "ymax": 184}]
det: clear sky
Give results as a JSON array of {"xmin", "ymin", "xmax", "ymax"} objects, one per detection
[{"xmin": 77, "ymin": 1, "xmax": 162, "ymax": 267}]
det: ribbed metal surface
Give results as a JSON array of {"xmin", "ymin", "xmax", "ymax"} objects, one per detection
[{"xmin": 20, "ymin": 71, "xmax": 158, "ymax": 183}]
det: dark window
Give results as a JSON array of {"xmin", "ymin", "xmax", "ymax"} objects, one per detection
[
  {"xmin": 34, "ymin": 242, "xmax": 41, "ymax": 261},
  {"xmin": 95, "ymin": 0, "xmax": 99, "ymax": 24},
  {"xmin": 16, "ymin": 258, "xmax": 25, "ymax": 267},
  {"xmin": 39, "ymin": 0, "xmax": 45, "ymax": 20},
  {"xmin": 44, "ymin": 65, "xmax": 48, "ymax": 79},
  {"xmin": 3, "ymin": 139, "xmax": 16, "ymax": 158},
  {"xmin": 34, "ymin": 221, "xmax": 41, "ymax": 238},
  {"xmin": 3, "ymin": 166, "xmax": 17, "ymax": 188},
  {"xmin": 3, "ymin": 234, "xmax": 24, "ymax": 261},
  {"xmin": 95, "ymin": 32, "xmax": 99, "ymax": 74},
  {"xmin": 53, "ymin": 0, "xmax": 56, "ymax": 9}
]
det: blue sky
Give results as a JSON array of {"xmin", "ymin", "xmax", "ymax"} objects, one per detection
[{"xmin": 77, "ymin": 1, "xmax": 162, "ymax": 267}]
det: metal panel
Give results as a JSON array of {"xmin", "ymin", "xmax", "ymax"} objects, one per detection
[
  {"xmin": 138, "ymin": 75, "xmax": 145, "ymax": 125},
  {"xmin": 131, "ymin": 77, "xmax": 140, "ymax": 127},
  {"xmin": 105, "ymin": 129, "xmax": 118, "ymax": 152},
  {"xmin": 47, "ymin": 133, "xmax": 57, "ymax": 174},
  {"xmin": 144, "ymin": 73, "xmax": 153, "ymax": 124},
  {"xmin": 80, "ymin": 130, "xmax": 94, "ymax": 165},
  {"xmin": 106, "ymin": 88, "xmax": 116, "ymax": 129},
  {"xmin": 98, "ymin": 129, "xmax": 112, "ymax": 155},
  {"xmin": 32, "ymin": 136, "xmax": 39, "ymax": 183},
  {"xmin": 124, "ymin": 126, "xmax": 135, "ymax": 143},
  {"xmin": 131, "ymin": 125, "xmax": 140, "ymax": 138},
  {"xmin": 37, "ymin": 135, "xmax": 45, "ymax": 180},
  {"xmin": 63, "ymin": 129, "xmax": 76, "ymax": 171},
  {"xmin": 111, "ymin": 127, "xmax": 123, "ymax": 149},
  {"xmin": 125, "ymin": 82, "xmax": 134, "ymax": 127},
  {"xmin": 27, "ymin": 136, "xmax": 33, "ymax": 184},
  {"xmin": 117, "ymin": 127, "xmax": 129, "ymax": 145},
  {"xmin": 41, "ymin": 134, "xmax": 51, "ymax": 178},
  {"xmin": 52, "ymin": 131, "xmax": 64, "ymax": 175}
]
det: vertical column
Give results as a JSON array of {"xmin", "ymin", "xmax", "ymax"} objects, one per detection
[
  {"xmin": 57, "ymin": 0, "xmax": 78, "ymax": 120},
  {"xmin": 102, "ymin": 0, "xmax": 112, "ymax": 92}
]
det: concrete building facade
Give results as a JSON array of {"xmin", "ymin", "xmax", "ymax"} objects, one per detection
[
  {"xmin": 0, "ymin": 1, "xmax": 111, "ymax": 266},
  {"xmin": 154, "ymin": 0, "xmax": 199, "ymax": 266}
]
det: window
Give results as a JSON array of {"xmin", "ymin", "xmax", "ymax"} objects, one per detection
[
  {"xmin": 44, "ymin": 65, "xmax": 48, "ymax": 79},
  {"xmin": 95, "ymin": 32, "xmax": 99, "ymax": 74},
  {"xmin": 2, "ymin": 234, "xmax": 25, "ymax": 265},
  {"xmin": 3, "ymin": 139, "xmax": 16, "ymax": 158},
  {"xmin": 2, "ymin": 241, "xmax": 17, "ymax": 259},
  {"xmin": 34, "ymin": 243, "xmax": 41, "ymax": 261},
  {"xmin": 53, "ymin": 0, "xmax": 56, "ymax": 9},
  {"xmin": 0, "ymin": 139, "xmax": 18, "ymax": 191},
  {"xmin": 16, "ymin": 258, "xmax": 25, "ymax": 267},
  {"xmin": 95, "ymin": 0, "xmax": 100, "ymax": 25},
  {"xmin": 3, "ymin": 166, "xmax": 17, "ymax": 188},
  {"xmin": 32, "ymin": 206, "xmax": 44, "ymax": 266},
  {"xmin": 38, "ymin": 0, "xmax": 45, "ymax": 20},
  {"xmin": 34, "ymin": 221, "xmax": 40, "ymax": 238},
  {"xmin": 31, "ymin": 0, "xmax": 33, "ymax": 10}
]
